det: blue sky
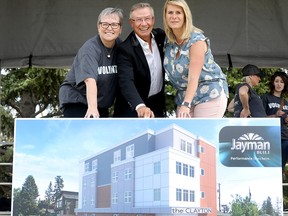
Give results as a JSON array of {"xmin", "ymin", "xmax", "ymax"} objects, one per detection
[{"xmin": 13, "ymin": 118, "xmax": 283, "ymax": 210}]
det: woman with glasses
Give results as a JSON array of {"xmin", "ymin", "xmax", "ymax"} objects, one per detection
[
  {"xmin": 163, "ymin": 0, "xmax": 229, "ymax": 118},
  {"xmin": 59, "ymin": 7, "xmax": 123, "ymax": 118},
  {"xmin": 262, "ymin": 71, "xmax": 288, "ymax": 172}
]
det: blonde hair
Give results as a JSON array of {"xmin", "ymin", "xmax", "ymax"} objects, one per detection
[
  {"xmin": 163, "ymin": 0, "xmax": 202, "ymax": 43},
  {"xmin": 242, "ymin": 76, "xmax": 252, "ymax": 85}
]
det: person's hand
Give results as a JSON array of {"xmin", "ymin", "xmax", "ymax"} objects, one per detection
[
  {"xmin": 240, "ymin": 108, "xmax": 251, "ymax": 118},
  {"xmin": 177, "ymin": 106, "xmax": 191, "ymax": 118},
  {"xmin": 136, "ymin": 106, "xmax": 154, "ymax": 118},
  {"xmin": 276, "ymin": 110, "xmax": 285, "ymax": 117},
  {"xmin": 84, "ymin": 108, "xmax": 100, "ymax": 118}
]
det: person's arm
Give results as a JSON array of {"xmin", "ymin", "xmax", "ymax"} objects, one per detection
[
  {"xmin": 238, "ymin": 85, "xmax": 251, "ymax": 117},
  {"xmin": 84, "ymin": 78, "xmax": 99, "ymax": 118},
  {"xmin": 227, "ymin": 98, "xmax": 235, "ymax": 113},
  {"xmin": 177, "ymin": 40, "xmax": 206, "ymax": 118}
]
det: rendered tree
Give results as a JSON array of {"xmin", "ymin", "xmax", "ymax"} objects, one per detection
[
  {"xmin": 45, "ymin": 181, "xmax": 55, "ymax": 207},
  {"xmin": 230, "ymin": 194, "xmax": 259, "ymax": 216},
  {"xmin": 53, "ymin": 176, "xmax": 64, "ymax": 203},
  {"xmin": 13, "ymin": 175, "xmax": 40, "ymax": 215},
  {"xmin": 260, "ymin": 196, "xmax": 276, "ymax": 216}
]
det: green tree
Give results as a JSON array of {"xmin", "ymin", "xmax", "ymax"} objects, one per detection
[
  {"xmin": 53, "ymin": 176, "xmax": 64, "ymax": 202},
  {"xmin": 0, "ymin": 68, "xmax": 67, "ymax": 118},
  {"xmin": 45, "ymin": 181, "xmax": 55, "ymax": 207},
  {"xmin": 0, "ymin": 106, "xmax": 14, "ymax": 141},
  {"xmin": 260, "ymin": 196, "xmax": 275, "ymax": 216},
  {"xmin": 13, "ymin": 175, "xmax": 40, "ymax": 215},
  {"xmin": 165, "ymin": 80, "xmax": 177, "ymax": 116},
  {"xmin": 12, "ymin": 188, "xmax": 22, "ymax": 215},
  {"xmin": 230, "ymin": 194, "xmax": 259, "ymax": 216},
  {"xmin": 0, "ymin": 142, "xmax": 13, "ymax": 211}
]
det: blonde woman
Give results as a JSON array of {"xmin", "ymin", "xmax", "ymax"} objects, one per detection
[
  {"xmin": 233, "ymin": 64, "xmax": 266, "ymax": 117},
  {"xmin": 163, "ymin": 0, "xmax": 228, "ymax": 118}
]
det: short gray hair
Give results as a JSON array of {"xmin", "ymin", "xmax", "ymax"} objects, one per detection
[
  {"xmin": 129, "ymin": 3, "xmax": 154, "ymax": 19},
  {"xmin": 97, "ymin": 7, "xmax": 123, "ymax": 24}
]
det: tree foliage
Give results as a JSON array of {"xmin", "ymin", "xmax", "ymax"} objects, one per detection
[
  {"xmin": 260, "ymin": 196, "xmax": 276, "ymax": 216},
  {"xmin": 230, "ymin": 194, "xmax": 259, "ymax": 216},
  {"xmin": 13, "ymin": 175, "xmax": 65, "ymax": 215},
  {"xmin": 13, "ymin": 175, "xmax": 39, "ymax": 215},
  {"xmin": 53, "ymin": 176, "xmax": 64, "ymax": 200},
  {"xmin": 1, "ymin": 68, "xmax": 67, "ymax": 118},
  {"xmin": 45, "ymin": 181, "xmax": 54, "ymax": 206},
  {"xmin": 0, "ymin": 145, "xmax": 13, "ymax": 198}
]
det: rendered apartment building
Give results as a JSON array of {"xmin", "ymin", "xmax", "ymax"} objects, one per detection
[{"xmin": 76, "ymin": 124, "xmax": 216, "ymax": 216}]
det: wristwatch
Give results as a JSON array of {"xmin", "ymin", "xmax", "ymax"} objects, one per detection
[{"xmin": 181, "ymin": 101, "xmax": 191, "ymax": 108}]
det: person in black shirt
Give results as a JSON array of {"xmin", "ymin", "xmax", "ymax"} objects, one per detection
[
  {"xmin": 262, "ymin": 71, "xmax": 288, "ymax": 172},
  {"xmin": 59, "ymin": 8, "xmax": 123, "ymax": 118},
  {"xmin": 233, "ymin": 64, "xmax": 266, "ymax": 117}
]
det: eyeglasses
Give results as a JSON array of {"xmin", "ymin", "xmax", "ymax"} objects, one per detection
[
  {"xmin": 130, "ymin": 17, "xmax": 153, "ymax": 24},
  {"xmin": 99, "ymin": 22, "xmax": 121, "ymax": 29}
]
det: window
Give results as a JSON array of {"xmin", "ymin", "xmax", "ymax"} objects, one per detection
[
  {"xmin": 199, "ymin": 146, "xmax": 205, "ymax": 153},
  {"xmin": 114, "ymin": 150, "xmax": 121, "ymax": 163},
  {"xmin": 91, "ymin": 177, "xmax": 95, "ymax": 187},
  {"xmin": 176, "ymin": 162, "xmax": 182, "ymax": 174},
  {"xmin": 189, "ymin": 166, "xmax": 195, "ymax": 177},
  {"xmin": 124, "ymin": 191, "xmax": 132, "ymax": 203},
  {"xmin": 92, "ymin": 159, "xmax": 97, "ymax": 171},
  {"xmin": 190, "ymin": 190, "xmax": 195, "ymax": 202},
  {"xmin": 56, "ymin": 198, "xmax": 62, "ymax": 208},
  {"xmin": 183, "ymin": 164, "xmax": 188, "ymax": 176},
  {"xmin": 91, "ymin": 195, "xmax": 95, "ymax": 205},
  {"xmin": 112, "ymin": 171, "xmax": 118, "ymax": 182},
  {"xmin": 201, "ymin": 191, "xmax": 205, "ymax": 199},
  {"xmin": 154, "ymin": 188, "xmax": 161, "ymax": 201},
  {"xmin": 83, "ymin": 179, "xmax": 87, "ymax": 189},
  {"xmin": 85, "ymin": 162, "xmax": 90, "ymax": 172},
  {"xmin": 180, "ymin": 139, "xmax": 186, "ymax": 151},
  {"xmin": 183, "ymin": 190, "xmax": 188, "ymax": 201},
  {"xmin": 154, "ymin": 161, "xmax": 161, "ymax": 174},
  {"xmin": 176, "ymin": 188, "xmax": 182, "ymax": 201},
  {"xmin": 126, "ymin": 144, "xmax": 134, "ymax": 159},
  {"xmin": 201, "ymin": 168, "xmax": 205, "ymax": 176},
  {"xmin": 124, "ymin": 168, "xmax": 132, "ymax": 180},
  {"xmin": 83, "ymin": 197, "xmax": 86, "ymax": 206},
  {"xmin": 112, "ymin": 193, "xmax": 118, "ymax": 204},
  {"xmin": 187, "ymin": 142, "xmax": 192, "ymax": 154}
]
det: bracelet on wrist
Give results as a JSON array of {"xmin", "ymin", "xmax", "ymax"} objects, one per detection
[{"xmin": 181, "ymin": 101, "xmax": 191, "ymax": 108}]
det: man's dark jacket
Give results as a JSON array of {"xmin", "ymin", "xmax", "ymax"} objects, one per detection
[{"xmin": 113, "ymin": 28, "xmax": 166, "ymax": 117}]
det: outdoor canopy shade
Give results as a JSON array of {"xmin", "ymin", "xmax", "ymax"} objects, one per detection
[{"xmin": 1, "ymin": 0, "xmax": 288, "ymax": 69}]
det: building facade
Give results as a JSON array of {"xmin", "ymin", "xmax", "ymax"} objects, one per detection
[
  {"xmin": 55, "ymin": 191, "xmax": 78, "ymax": 216},
  {"xmin": 76, "ymin": 124, "xmax": 216, "ymax": 216}
]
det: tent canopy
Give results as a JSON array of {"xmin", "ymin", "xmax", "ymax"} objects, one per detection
[{"xmin": 1, "ymin": 0, "xmax": 288, "ymax": 69}]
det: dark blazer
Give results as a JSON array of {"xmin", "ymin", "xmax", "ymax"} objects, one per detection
[{"xmin": 113, "ymin": 28, "xmax": 166, "ymax": 117}]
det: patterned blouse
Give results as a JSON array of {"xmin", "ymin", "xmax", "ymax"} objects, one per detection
[{"xmin": 163, "ymin": 31, "xmax": 229, "ymax": 107}]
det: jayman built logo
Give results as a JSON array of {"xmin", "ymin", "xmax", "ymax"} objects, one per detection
[
  {"xmin": 219, "ymin": 126, "xmax": 281, "ymax": 167},
  {"xmin": 231, "ymin": 133, "xmax": 270, "ymax": 154}
]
